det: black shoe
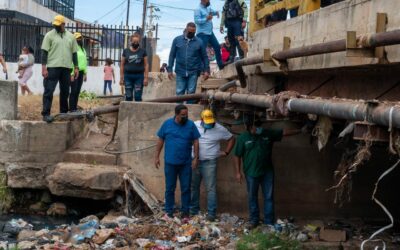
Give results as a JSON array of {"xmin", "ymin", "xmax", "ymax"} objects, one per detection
[
  {"xmin": 206, "ymin": 215, "xmax": 216, "ymax": 222},
  {"xmin": 218, "ymin": 64, "xmax": 225, "ymax": 70},
  {"xmin": 42, "ymin": 115, "xmax": 54, "ymax": 123},
  {"xmin": 245, "ymin": 222, "xmax": 260, "ymax": 230}
]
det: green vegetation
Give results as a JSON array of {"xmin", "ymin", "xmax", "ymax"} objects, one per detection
[
  {"xmin": 79, "ymin": 90, "xmax": 97, "ymax": 101},
  {"xmin": 0, "ymin": 170, "xmax": 14, "ymax": 214},
  {"xmin": 237, "ymin": 230, "xmax": 301, "ymax": 250}
]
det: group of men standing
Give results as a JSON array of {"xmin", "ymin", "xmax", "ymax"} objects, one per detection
[
  {"xmin": 167, "ymin": 0, "xmax": 248, "ymax": 98},
  {"xmin": 155, "ymin": 105, "xmax": 300, "ymax": 228}
]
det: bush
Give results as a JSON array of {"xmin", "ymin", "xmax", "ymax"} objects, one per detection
[{"xmin": 79, "ymin": 90, "xmax": 97, "ymax": 101}]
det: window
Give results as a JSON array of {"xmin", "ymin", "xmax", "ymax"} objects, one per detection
[{"xmin": 33, "ymin": 0, "xmax": 75, "ymax": 20}]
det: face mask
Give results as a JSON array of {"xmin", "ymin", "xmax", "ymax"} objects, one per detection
[
  {"xmin": 202, "ymin": 122, "xmax": 215, "ymax": 129},
  {"xmin": 180, "ymin": 116, "xmax": 188, "ymax": 125},
  {"xmin": 54, "ymin": 26, "xmax": 62, "ymax": 33},
  {"xmin": 255, "ymin": 127, "xmax": 263, "ymax": 135},
  {"xmin": 77, "ymin": 40, "xmax": 83, "ymax": 46},
  {"xmin": 186, "ymin": 32, "xmax": 195, "ymax": 39},
  {"xmin": 205, "ymin": 2, "xmax": 210, "ymax": 7},
  {"xmin": 132, "ymin": 43, "xmax": 139, "ymax": 49}
]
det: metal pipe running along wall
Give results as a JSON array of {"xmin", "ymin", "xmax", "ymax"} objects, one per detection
[{"xmin": 206, "ymin": 90, "xmax": 400, "ymax": 129}]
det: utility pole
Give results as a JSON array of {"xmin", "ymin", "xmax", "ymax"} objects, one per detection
[
  {"xmin": 147, "ymin": 4, "xmax": 154, "ymax": 38},
  {"xmin": 126, "ymin": 0, "xmax": 131, "ymax": 27},
  {"xmin": 141, "ymin": 0, "xmax": 148, "ymax": 36}
]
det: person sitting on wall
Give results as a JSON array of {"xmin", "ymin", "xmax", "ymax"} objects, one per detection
[
  {"xmin": 160, "ymin": 63, "xmax": 168, "ymax": 73},
  {"xmin": 221, "ymin": 36, "xmax": 231, "ymax": 64},
  {"xmin": 154, "ymin": 104, "xmax": 201, "ymax": 221},
  {"xmin": 233, "ymin": 117, "xmax": 301, "ymax": 229}
]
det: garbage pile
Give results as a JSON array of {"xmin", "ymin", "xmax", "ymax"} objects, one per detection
[{"xmin": 0, "ymin": 212, "xmax": 245, "ymax": 250}]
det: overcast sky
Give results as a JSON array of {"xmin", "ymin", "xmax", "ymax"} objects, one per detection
[{"xmin": 75, "ymin": 0, "xmax": 241, "ymax": 63}]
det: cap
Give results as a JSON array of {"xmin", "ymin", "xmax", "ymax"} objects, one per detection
[
  {"xmin": 74, "ymin": 32, "xmax": 82, "ymax": 39},
  {"xmin": 53, "ymin": 15, "xmax": 65, "ymax": 26},
  {"xmin": 201, "ymin": 109, "xmax": 215, "ymax": 125}
]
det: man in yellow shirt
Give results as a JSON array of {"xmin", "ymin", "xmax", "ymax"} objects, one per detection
[{"xmin": 298, "ymin": 0, "xmax": 321, "ymax": 16}]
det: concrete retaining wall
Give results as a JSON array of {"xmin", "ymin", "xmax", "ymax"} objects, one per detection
[
  {"xmin": 117, "ymin": 102, "xmax": 400, "ymax": 218},
  {"xmin": 0, "ymin": 120, "xmax": 86, "ymax": 164},
  {"xmin": 0, "ymin": 80, "xmax": 17, "ymax": 120}
]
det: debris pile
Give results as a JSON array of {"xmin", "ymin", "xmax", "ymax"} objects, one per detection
[{"xmin": 0, "ymin": 213, "xmax": 245, "ymax": 249}]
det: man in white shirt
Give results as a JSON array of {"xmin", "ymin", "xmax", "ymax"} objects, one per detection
[{"xmin": 190, "ymin": 109, "xmax": 236, "ymax": 221}]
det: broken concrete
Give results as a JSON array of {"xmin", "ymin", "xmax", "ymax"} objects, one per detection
[
  {"xmin": 6, "ymin": 162, "xmax": 53, "ymax": 189},
  {"xmin": 47, "ymin": 162, "xmax": 128, "ymax": 200},
  {"xmin": 0, "ymin": 80, "xmax": 18, "ymax": 120}
]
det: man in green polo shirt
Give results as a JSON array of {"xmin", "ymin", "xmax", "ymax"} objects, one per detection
[
  {"xmin": 234, "ymin": 118, "xmax": 299, "ymax": 229},
  {"xmin": 41, "ymin": 15, "xmax": 79, "ymax": 122}
]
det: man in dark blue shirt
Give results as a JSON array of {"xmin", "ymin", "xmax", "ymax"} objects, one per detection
[
  {"xmin": 168, "ymin": 22, "xmax": 210, "ymax": 103},
  {"xmin": 155, "ymin": 105, "xmax": 201, "ymax": 219}
]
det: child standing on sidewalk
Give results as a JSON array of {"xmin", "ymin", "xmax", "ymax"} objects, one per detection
[{"xmin": 103, "ymin": 58, "xmax": 115, "ymax": 96}]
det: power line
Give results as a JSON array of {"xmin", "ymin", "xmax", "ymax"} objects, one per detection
[
  {"xmin": 133, "ymin": 0, "xmax": 194, "ymax": 11},
  {"xmin": 94, "ymin": 0, "xmax": 128, "ymax": 23}
]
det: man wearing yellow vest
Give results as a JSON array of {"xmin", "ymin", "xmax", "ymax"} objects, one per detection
[{"xmin": 69, "ymin": 32, "xmax": 88, "ymax": 112}]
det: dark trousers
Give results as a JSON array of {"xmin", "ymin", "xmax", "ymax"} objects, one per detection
[
  {"xmin": 225, "ymin": 19, "xmax": 244, "ymax": 61},
  {"xmin": 69, "ymin": 71, "xmax": 84, "ymax": 112},
  {"xmin": 103, "ymin": 80, "xmax": 112, "ymax": 95},
  {"xmin": 246, "ymin": 168, "xmax": 275, "ymax": 225},
  {"xmin": 41, "ymin": 67, "xmax": 71, "ymax": 116},
  {"xmin": 197, "ymin": 33, "xmax": 224, "ymax": 68},
  {"xmin": 164, "ymin": 163, "xmax": 192, "ymax": 216},
  {"xmin": 124, "ymin": 73, "xmax": 144, "ymax": 102}
]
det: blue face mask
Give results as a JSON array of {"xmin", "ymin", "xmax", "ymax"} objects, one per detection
[
  {"xmin": 202, "ymin": 122, "xmax": 215, "ymax": 129},
  {"xmin": 255, "ymin": 127, "xmax": 263, "ymax": 135}
]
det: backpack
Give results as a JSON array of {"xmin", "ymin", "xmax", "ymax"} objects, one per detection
[{"xmin": 224, "ymin": 0, "xmax": 244, "ymax": 20}]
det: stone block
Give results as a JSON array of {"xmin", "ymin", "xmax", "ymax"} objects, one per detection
[
  {"xmin": 47, "ymin": 163, "xmax": 128, "ymax": 200},
  {"xmin": 6, "ymin": 162, "xmax": 52, "ymax": 189},
  {"xmin": 0, "ymin": 80, "xmax": 17, "ymax": 120}
]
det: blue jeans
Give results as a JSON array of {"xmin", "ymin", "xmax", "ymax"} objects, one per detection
[
  {"xmin": 190, "ymin": 159, "xmax": 217, "ymax": 217},
  {"xmin": 124, "ymin": 73, "xmax": 144, "ymax": 101},
  {"xmin": 103, "ymin": 80, "xmax": 112, "ymax": 95},
  {"xmin": 164, "ymin": 163, "xmax": 192, "ymax": 216},
  {"xmin": 225, "ymin": 19, "xmax": 243, "ymax": 60},
  {"xmin": 197, "ymin": 33, "xmax": 224, "ymax": 69},
  {"xmin": 176, "ymin": 74, "xmax": 198, "ymax": 104},
  {"xmin": 245, "ymin": 168, "xmax": 275, "ymax": 225}
]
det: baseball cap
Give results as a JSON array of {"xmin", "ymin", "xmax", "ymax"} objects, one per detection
[
  {"xmin": 53, "ymin": 15, "xmax": 65, "ymax": 26},
  {"xmin": 201, "ymin": 109, "xmax": 215, "ymax": 125}
]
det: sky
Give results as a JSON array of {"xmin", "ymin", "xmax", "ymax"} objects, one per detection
[{"xmin": 74, "ymin": 0, "xmax": 249, "ymax": 63}]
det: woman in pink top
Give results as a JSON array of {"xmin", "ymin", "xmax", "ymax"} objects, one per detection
[{"xmin": 103, "ymin": 58, "xmax": 115, "ymax": 95}]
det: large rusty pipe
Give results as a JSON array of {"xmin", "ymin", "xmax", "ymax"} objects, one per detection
[
  {"xmin": 273, "ymin": 40, "xmax": 346, "ymax": 61},
  {"xmin": 287, "ymin": 99, "xmax": 400, "ymax": 128},
  {"xmin": 209, "ymin": 91, "xmax": 273, "ymax": 108}
]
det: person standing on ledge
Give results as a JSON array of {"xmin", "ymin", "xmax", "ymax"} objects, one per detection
[{"xmin": 41, "ymin": 15, "xmax": 79, "ymax": 123}]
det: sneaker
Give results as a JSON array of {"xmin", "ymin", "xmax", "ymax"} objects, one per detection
[
  {"xmin": 42, "ymin": 115, "xmax": 54, "ymax": 123},
  {"xmin": 180, "ymin": 212, "xmax": 190, "ymax": 224},
  {"xmin": 161, "ymin": 213, "xmax": 173, "ymax": 222}
]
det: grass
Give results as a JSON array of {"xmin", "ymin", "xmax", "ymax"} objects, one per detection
[{"xmin": 237, "ymin": 230, "xmax": 301, "ymax": 250}]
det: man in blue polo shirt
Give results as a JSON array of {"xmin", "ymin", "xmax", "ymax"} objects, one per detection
[{"xmin": 155, "ymin": 104, "xmax": 201, "ymax": 220}]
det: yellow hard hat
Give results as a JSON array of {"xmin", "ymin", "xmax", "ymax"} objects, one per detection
[
  {"xmin": 53, "ymin": 15, "xmax": 65, "ymax": 26},
  {"xmin": 74, "ymin": 32, "xmax": 82, "ymax": 39},
  {"xmin": 201, "ymin": 109, "xmax": 215, "ymax": 124}
]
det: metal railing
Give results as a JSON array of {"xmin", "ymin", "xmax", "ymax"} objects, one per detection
[{"xmin": 0, "ymin": 20, "xmax": 146, "ymax": 66}]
